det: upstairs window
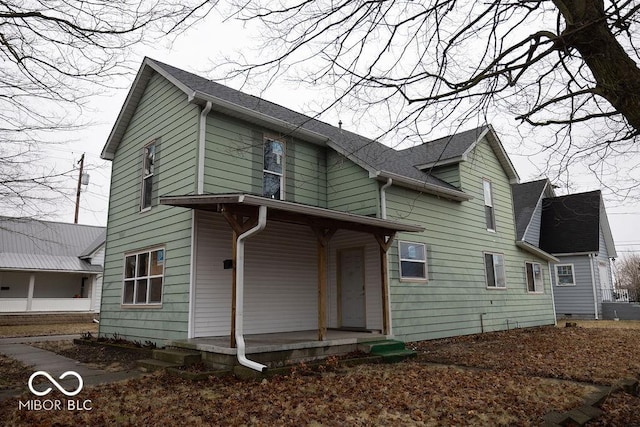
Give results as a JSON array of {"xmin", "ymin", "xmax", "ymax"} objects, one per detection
[
  {"xmin": 263, "ymin": 138, "xmax": 284, "ymax": 199},
  {"xmin": 123, "ymin": 247, "xmax": 164, "ymax": 305},
  {"xmin": 483, "ymin": 179, "xmax": 496, "ymax": 231},
  {"xmin": 556, "ymin": 264, "xmax": 576, "ymax": 286},
  {"xmin": 399, "ymin": 241, "xmax": 428, "ymax": 281},
  {"xmin": 484, "ymin": 252, "xmax": 506, "ymax": 288},
  {"xmin": 141, "ymin": 141, "xmax": 156, "ymax": 211},
  {"xmin": 526, "ymin": 262, "xmax": 544, "ymax": 293}
]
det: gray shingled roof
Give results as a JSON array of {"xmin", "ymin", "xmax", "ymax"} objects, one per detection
[
  {"xmin": 153, "ymin": 60, "xmax": 459, "ymax": 186},
  {"xmin": 398, "ymin": 126, "xmax": 489, "ymax": 167},
  {"xmin": 131, "ymin": 59, "xmax": 462, "ymax": 193},
  {"xmin": 511, "ymin": 179, "xmax": 549, "ymax": 241},
  {"xmin": 0, "ymin": 218, "xmax": 105, "ymax": 272}
]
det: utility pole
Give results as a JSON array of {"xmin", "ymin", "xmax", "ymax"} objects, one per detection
[{"xmin": 74, "ymin": 153, "xmax": 85, "ymax": 224}]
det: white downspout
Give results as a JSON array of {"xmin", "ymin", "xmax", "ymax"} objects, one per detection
[
  {"xmin": 589, "ymin": 254, "xmax": 599, "ymax": 320},
  {"xmin": 235, "ymin": 205, "xmax": 268, "ymax": 372},
  {"xmin": 547, "ymin": 262, "xmax": 557, "ymax": 326},
  {"xmin": 380, "ymin": 178, "xmax": 392, "ymax": 219},
  {"xmin": 197, "ymin": 101, "xmax": 212, "ymax": 194},
  {"xmin": 379, "ymin": 178, "xmax": 393, "ymax": 336}
]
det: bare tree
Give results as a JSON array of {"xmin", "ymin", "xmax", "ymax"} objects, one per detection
[
  {"xmin": 220, "ymin": 0, "xmax": 640, "ymax": 194},
  {"xmin": 616, "ymin": 253, "xmax": 640, "ymax": 301},
  {"xmin": 0, "ymin": 0, "xmax": 215, "ymax": 218}
]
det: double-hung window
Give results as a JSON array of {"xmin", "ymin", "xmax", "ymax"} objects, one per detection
[
  {"xmin": 484, "ymin": 252, "xmax": 506, "ymax": 288},
  {"xmin": 525, "ymin": 262, "xmax": 544, "ymax": 293},
  {"xmin": 123, "ymin": 248, "xmax": 164, "ymax": 305},
  {"xmin": 556, "ymin": 264, "xmax": 576, "ymax": 286},
  {"xmin": 263, "ymin": 138, "xmax": 284, "ymax": 199},
  {"xmin": 483, "ymin": 179, "xmax": 496, "ymax": 231},
  {"xmin": 399, "ymin": 241, "xmax": 428, "ymax": 281},
  {"xmin": 141, "ymin": 142, "xmax": 156, "ymax": 211}
]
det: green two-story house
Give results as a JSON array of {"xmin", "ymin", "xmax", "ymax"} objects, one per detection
[{"xmin": 99, "ymin": 58, "xmax": 557, "ymax": 365}]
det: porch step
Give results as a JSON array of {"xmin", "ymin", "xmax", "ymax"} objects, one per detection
[
  {"xmin": 152, "ymin": 349, "xmax": 202, "ymax": 366},
  {"xmin": 137, "ymin": 359, "xmax": 180, "ymax": 372},
  {"xmin": 359, "ymin": 340, "xmax": 406, "ymax": 354},
  {"xmin": 359, "ymin": 340, "xmax": 417, "ymax": 363}
]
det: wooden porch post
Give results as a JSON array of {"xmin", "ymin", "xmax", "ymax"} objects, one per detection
[
  {"xmin": 222, "ymin": 209, "xmax": 258, "ymax": 348},
  {"xmin": 312, "ymin": 226, "xmax": 336, "ymax": 341},
  {"xmin": 375, "ymin": 232, "xmax": 395, "ymax": 336}
]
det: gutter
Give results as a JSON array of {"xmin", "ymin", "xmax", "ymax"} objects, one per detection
[
  {"xmin": 515, "ymin": 241, "xmax": 559, "ymax": 263},
  {"xmin": 589, "ymin": 253, "xmax": 599, "ymax": 320},
  {"xmin": 197, "ymin": 101, "xmax": 212, "ymax": 194},
  {"xmin": 547, "ymin": 261, "xmax": 557, "ymax": 326},
  {"xmin": 380, "ymin": 178, "xmax": 392, "ymax": 219},
  {"xmin": 235, "ymin": 205, "xmax": 268, "ymax": 372}
]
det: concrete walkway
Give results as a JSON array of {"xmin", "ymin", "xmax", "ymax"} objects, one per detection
[{"xmin": 0, "ymin": 335, "xmax": 144, "ymax": 401}]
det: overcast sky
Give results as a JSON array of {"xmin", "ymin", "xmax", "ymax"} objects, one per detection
[{"xmin": 40, "ymin": 13, "xmax": 640, "ymax": 258}]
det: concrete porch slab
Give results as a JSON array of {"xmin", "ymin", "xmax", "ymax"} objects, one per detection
[{"xmin": 168, "ymin": 330, "xmax": 390, "ymax": 355}]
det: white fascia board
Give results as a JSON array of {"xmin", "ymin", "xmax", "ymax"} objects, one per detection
[
  {"xmin": 484, "ymin": 125, "xmax": 521, "ymax": 184},
  {"xmin": 520, "ymin": 181, "xmax": 549, "ymax": 244},
  {"xmin": 599, "ymin": 201, "xmax": 618, "ymax": 258},
  {"xmin": 516, "ymin": 240, "xmax": 559, "ymax": 263}
]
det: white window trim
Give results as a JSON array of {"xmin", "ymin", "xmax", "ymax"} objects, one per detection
[
  {"xmin": 140, "ymin": 140, "xmax": 156, "ymax": 212},
  {"xmin": 263, "ymin": 137, "xmax": 285, "ymax": 200},
  {"xmin": 555, "ymin": 263, "xmax": 576, "ymax": 287},
  {"xmin": 525, "ymin": 261, "xmax": 544, "ymax": 293},
  {"xmin": 482, "ymin": 178, "xmax": 496, "ymax": 232},
  {"xmin": 398, "ymin": 241, "xmax": 428, "ymax": 282},
  {"xmin": 122, "ymin": 246, "xmax": 165, "ymax": 307},
  {"xmin": 484, "ymin": 252, "xmax": 507, "ymax": 289}
]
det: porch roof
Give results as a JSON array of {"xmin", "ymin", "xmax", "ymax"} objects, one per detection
[{"xmin": 160, "ymin": 193, "xmax": 424, "ymax": 234}]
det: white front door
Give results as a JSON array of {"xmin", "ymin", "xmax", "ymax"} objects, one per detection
[
  {"xmin": 599, "ymin": 262, "xmax": 611, "ymax": 290},
  {"xmin": 339, "ymin": 248, "xmax": 366, "ymax": 328}
]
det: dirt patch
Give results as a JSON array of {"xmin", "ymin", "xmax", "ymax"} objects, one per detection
[
  {"xmin": 29, "ymin": 340, "xmax": 142, "ymax": 372},
  {"xmin": 412, "ymin": 325, "xmax": 640, "ymax": 385},
  {"xmin": 0, "ymin": 323, "xmax": 98, "ymax": 338}
]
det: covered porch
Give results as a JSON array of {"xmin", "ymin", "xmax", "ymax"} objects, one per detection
[
  {"xmin": 0, "ymin": 270, "xmax": 99, "ymax": 313},
  {"xmin": 168, "ymin": 329, "xmax": 389, "ymax": 368},
  {"xmin": 161, "ymin": 194, "xmax": 423, "ymax": 369}
]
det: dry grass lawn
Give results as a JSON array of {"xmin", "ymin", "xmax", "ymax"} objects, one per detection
[
  {"xmin": 1, "ymin": 322, "xmax": 639, "ymax": 426},
  {"xmin": 0, "ymin": 323, "xmax": 98, "ymax": 338}
]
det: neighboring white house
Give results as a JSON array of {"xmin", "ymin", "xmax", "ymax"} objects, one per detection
[{"xmin": 0, "ymin": 218, "xmax": 105, "ymax": 314}]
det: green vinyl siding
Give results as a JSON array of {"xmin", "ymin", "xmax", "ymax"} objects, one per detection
[
  {"xmin": 429, "ymin": 164, "xmax": 460, "ymax": 188},
  {"xmin": 100, "ymin": 72, "xmax": 198, "ymax": 344},
  {"xmin": 203, "ymin": 112, "xmax": 327, "ymax": 206},
  {"xmin": 385, "ymin": 136, "xmax": 555, "ymax": 342},
  {"xmin": 326, "ymin": 151, "xmax": 378, "ymax": 215}
]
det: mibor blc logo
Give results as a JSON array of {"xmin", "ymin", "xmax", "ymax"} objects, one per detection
[{"xmin": 19, "ymin": 370, "xmax": 92, "ymax": 411}]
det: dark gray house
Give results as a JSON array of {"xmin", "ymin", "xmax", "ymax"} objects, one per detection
[{"xmin": 512, "ymin": 183, "xmax": 618, "ymax": 319}]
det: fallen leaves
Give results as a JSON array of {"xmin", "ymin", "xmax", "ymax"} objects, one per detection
[
  {"xmin": 412, "ymin": 325, "xmax": 640, "ymax": 385},
  {"xmin": 0, "ymin": 361, "xmax": 596, "ymax": 426},
  {"xmin": 1, "ymin": 323, "xmax": 639, "ymax": 425},
  {"xmin": 0, "ymin": 355, "xmax": 31, "ymax": 390}
]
